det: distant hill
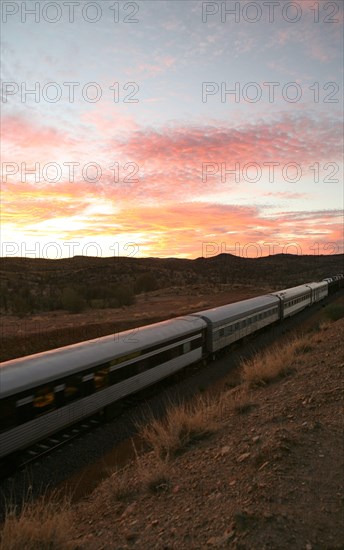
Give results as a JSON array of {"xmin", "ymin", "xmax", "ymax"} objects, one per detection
[{"xmin": 0, "ymin": 253, "xmax": 343, "ymax": 315}]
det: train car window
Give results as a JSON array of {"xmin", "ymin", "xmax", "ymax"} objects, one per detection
[
  {"xmin": 108, "ymin": 337, "xmax": 201, "ymax": 386},
  {"xmin": 33, "ymin": 386, "xmax": 55, "ymax": 415},
  {"xmin": 219, "ymin": 329, "xmax": 225, "ymax": 337},
  {"xmin": 183, "ymin": 341, "xmax": 192, "ymax": 354},
  {"xmin": 0, "ymin": 397, "xmax": 17, "ymax": 431},
  {"xmin": 16, "ymin": 395, "xmax": 35, "ymax": 424},
  {"xmin": 54, "ymin": 384, "xmax": 66, "ymax": 407},
  {"xmin": 94, "ymin": 367, "xmax": 109, "ymax": 391},
  {"xmin": 82, "ymin": 374, "xmax": 95, "ymax": 396},
  {"xmin": 134, "ymin": 359, "xmax": 150, "ymax": 374},
  {"xmin": 125, "ymin": 363, "xmax": 138, "ymax": 378},
  {"xmin": 191, "ymin": 337, "xmax": 203, "ymax": 350},
  {"xmin": 65, "ymin": 375, "xmax": 82, "ymax": 402},
  {"xmin": 149, "ymin": 353, "xmax": 162, "ymax": 369},
  {"xmin": 110, "ymin": 367, "xmax": 127, "ymax": 384},
  {"xmin": 170, "ymin": 345, "xmax": 181, "ymax": 360},
  {"xmin": 110, "ymin": 350, "xmax": 141, "ymax": 367}
]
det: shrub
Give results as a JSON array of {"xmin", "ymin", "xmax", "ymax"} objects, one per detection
[
  {"xmin": 11, "ymin": 295, "xmax": 31, "ymax": 317},
  {"xmin": 61, "ymin": 287, "xmax": 84, "ymax": 313},
  {"xmin": 134, "ymin": 273, "xmax": 159, "ymax": 293},
  {"xmin": 115, "ymin": 284, "xmax": 135, "ymax": 306},
  {"xmin": 324, "ymin": 303, "xmax": 344, "ymax": 321}
]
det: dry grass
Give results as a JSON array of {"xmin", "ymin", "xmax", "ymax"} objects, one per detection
[
  {"xmin": 138, "ymin": 458, "xmax": 171, "ymax": 494},
  {"xmin": 319, "ymin": 320, "xmax": 332, "ymax": 331},
  {"xmin": 203, "ymin": 386, "xmax": 257, "ymax": 420},
  {"xmin": 229, "ymin": 387, "xmax": 257, "ymax": 415},
  {"xmin": 102, "ymin": 465, "xmax": 138, "ymax": 502},
  {"xmin": 139, "ymin": 397, "xmax": 219, "ymax": 459},
  {"xmin": 324, "ymin": 303, "xmax": 344, "ymax": 321},
  {"xmin": 0, "ymin": 494, "xmax": 72, "ymax": 550},
  {"xmin": 241, "ymin": 335, "xmax": 312, "ymax": 386}
]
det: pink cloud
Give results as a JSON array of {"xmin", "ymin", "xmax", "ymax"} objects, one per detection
[
  {"xmin": 99, "ymin": 113, "xmax": 342, "ymax": 202},
  {"xmin": 2, "ymin": 112, "xmax": 342, "ymax": 258},
  {"xmin": 1, "ymin": 115, "xmax": 74, "ymax": 150},
  {"xmin": 111, "ymin": 114, "xmax": 342, "ymax": 166},
  {"xmin": 126, "ymin": 56, "xmax": 177, "ymax": 78}
]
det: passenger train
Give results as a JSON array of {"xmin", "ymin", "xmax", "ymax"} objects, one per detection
[{"xmin": 0, "ymin": 274, "xmax": 343, "ymax": 462}]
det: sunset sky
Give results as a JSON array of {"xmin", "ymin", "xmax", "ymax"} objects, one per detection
[{"xmin": 1, "ymin": 0, "xmax": 343, "ymax": 259}]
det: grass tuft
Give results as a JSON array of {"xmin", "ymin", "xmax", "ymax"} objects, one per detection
[
  {"xmin": 241, "ymin": 335, "xmax": 311, "ymax": 386},
  {"xmin": 105, "ymin": 466, "xmax": 137, "ymax": 502},
  {"xmin": 139, "ymin": 397, "xmax": 219, "ymax": 459},
  {"xmin": 139, "ymin": 458, "xmax": 171, "ymax": 494},
  {"xmin": 0, "ymin": 494, "xmax": 71, "ymax": 550}
]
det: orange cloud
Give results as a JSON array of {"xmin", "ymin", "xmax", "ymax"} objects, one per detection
[
  {"xmin": 5, "ymin": 199, "xmax": 341, "ymax": 257},
  {"xmin": 2, "ymin": 113, "xmax": 342, "ymax": 258}
]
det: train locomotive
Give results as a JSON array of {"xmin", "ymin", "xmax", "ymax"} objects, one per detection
[{"xmin": 0, "ymin": 274, "xmax": 342, "ymax": 462}]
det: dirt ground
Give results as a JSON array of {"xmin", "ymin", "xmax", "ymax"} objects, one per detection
[
  {"xmin": 68, "ymin": 317, "xmax": 344, "ymax": 550},
  {"xmin": 0, "ymin": 284, "xmax": 269, "ymax": 361}
]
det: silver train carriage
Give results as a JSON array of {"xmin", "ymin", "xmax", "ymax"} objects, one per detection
[
  {"xmin": 191, "ymin": 295, "xmax": 280, "ymax": 354},
  {"xmin": 270, "ymin": 282, "xmax": 328, "ymax": 319},
  {"xmin": 0, "ymin": 315, "xmax": 206, "ymax": 459}
]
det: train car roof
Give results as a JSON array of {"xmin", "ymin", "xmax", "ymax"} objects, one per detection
[
  {"xmin": 190, "ymin": 294, "xmax": 279, "ymax": 325},
  {"xmin": 0, "ymin": 315, "xmax": 206, "ymax": 399},
  {"xmin": 306, "ymin": 281, "xmax": 328, "ymax": 289},
  {"xmin": 269, "ymin": 284, "xmax": 311, "ymax": 301}
]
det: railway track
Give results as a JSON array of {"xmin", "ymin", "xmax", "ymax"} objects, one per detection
[{"xmin": 18, "ymin": 417, "xmax": 102, "ymax": 468}]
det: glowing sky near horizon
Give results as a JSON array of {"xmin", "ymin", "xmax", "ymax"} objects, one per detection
[{"xmin": 1, "ymin": 0, "xmax": 343, "ymax": 259}]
